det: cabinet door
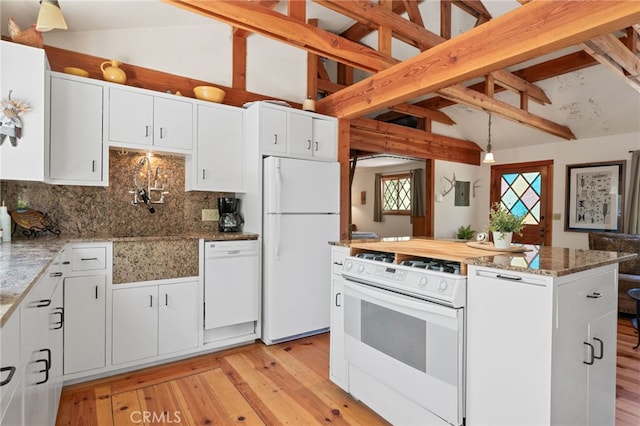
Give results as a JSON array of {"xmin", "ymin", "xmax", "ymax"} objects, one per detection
[
  {"xmin": 587, "ymin": 310, "xmax": 617, "ymax": 426},
  {"xmin": 158, "ymin": 281, "xmax": 199, "ymax": 355},
  {"xmin": 204, "ymin": 252, "xmax": 259, "ymax": 330},
  {"xmin": 21, "ymin": 278, "xmax": 53, "ymax": 426},
  {"xmin": 49, "ymin": 281, "xmax": 64, "ymax": 421},
  {"xmin": 112, "ymin": 286, "xmax": 158, "ymax": 365},
  {"xmin": 0, "ymin": 311, "xmax": 20, "ymax": 421},
  {"xmin": 108, "ymin": 88, "xmax": 154, "ymax": 146},
  {"xmin": 63, "ymin": 275, "xmax": 106, "ymax": 374},
  {"xmin": 196, "ymin": 104, "xmax": 244, "ymax": 191},
  {"xmin": 287, "ymin": 111, "xmax": 313, "ymax": 157},
  {"xmin": 0, "ymin": 40, "xmax": 47, "ymax": 181},
  {"xmin": 259, "ymin": 106, "xmax": 286, "ymax": 153},
  {"xmin": 329, "ymin": 277, "xmax": 347, "ymax": 389},
  {"xmin": 312, "ymin": 118, "xmax": 337, "ymax": 161},
  {"xmin": 153, "ymin": 97, "xmax": 193, "ymax": 151},
  {"xmin": 49, "ymin": 77, "xmax": 104, "ymax": 183}
]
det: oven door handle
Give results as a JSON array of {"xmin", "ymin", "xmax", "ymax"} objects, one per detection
[{"xmin": 344, "ymin": 280, "xmax": 459, "ymax": 318}]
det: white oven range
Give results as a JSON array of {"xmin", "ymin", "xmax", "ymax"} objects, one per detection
[{"xmin": 340, "ymin": 252, "xmax": 467, "ymax": 426}]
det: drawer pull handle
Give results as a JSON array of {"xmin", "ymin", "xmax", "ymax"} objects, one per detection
[
  {"xmin": 165, "ymin": 294, "xmax": 169, "ymax": 306},
  {"xmin": 496, "ymin": 274, "xmax": 522, "ymax": 281},
  {"xmin": 583, "ymin": 341, "xmax": 595, "ymax": 365},
  {"xmin": 149, "ymin": 295, "xmax": 153, "ymax": 307},
  {"xmin": 81, "ymin": 257, "xmax": 99, "ymax": 261},
  {"xmin": 593, "ymin": 337, "xmax": 604, "ymax": 360},
  {"xmin": 335, "ymin": 292, "xmax": 342, "ymax": 307},
  {"xmin": 50, "ymin": 272, "xmax": 63, "ymax": 277},
  {"xmin": 53, "ymin": 307, "xmax": 64, "ymax": 330},
  {"xmin": 333, "ymin": 261, "xmax": 343, "ymax": 266},
  {"xmin": 0, "ymin": 366, "xmax": 16, "ymax": 386},
  {"xmin": 35, "ymin": 348, "xmax": 51, "ymax": 385},
  {"xmin": 586, "ymin": 292, "xmax": 603, "ymax": 299},
  {"xmin": 274, "ymin": 134, "xmax": 278, "ymax": 144},
  {"xmin": 95, "ymin": 286, "xmax": 99, "ymax": 299},
  {"xmin": 34, "ymin": 299, "xmax": 51, "ymax": 308}
]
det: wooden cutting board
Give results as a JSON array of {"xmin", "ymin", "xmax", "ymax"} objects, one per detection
[{"xmin": 349, "ymin": 239, "xmax": 495, "ymax": 264}]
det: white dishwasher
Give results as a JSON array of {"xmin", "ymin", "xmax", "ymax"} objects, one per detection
[{"xmin": 204, "ymin": 240, "xmax": 259, "ymax": 331}]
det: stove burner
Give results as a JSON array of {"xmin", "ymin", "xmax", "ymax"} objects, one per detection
[
  {"xmin": 356, "ymin": 252, "xmax": 395, "ymax": 263},
  {"xmin": 401, "ymin": 258, "xmax": 461, "ymax": 274}
]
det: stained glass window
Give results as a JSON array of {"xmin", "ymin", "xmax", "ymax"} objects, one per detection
[
  {"xmin": 382, "ymin": 174, "xmax": 411, "ymax": 213},
  {"xmin": 500, "ymin": 172, "xmax": 541, "ymax": 224}
]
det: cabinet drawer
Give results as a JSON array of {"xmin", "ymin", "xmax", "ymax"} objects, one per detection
[
  {"xmin": 556, "ymin": 269, "xmax": 616, "ymax": 328},
  {"xmin": 331, "ymin": 247, "xmax": 349, "ymax": 276},
  {"xmin": 0, "ymin": 312, "xmax": 20, "ymax": 420},
  {"xmin": 71, "ymin": 247, "xmax": 107, "ymax": 271}
]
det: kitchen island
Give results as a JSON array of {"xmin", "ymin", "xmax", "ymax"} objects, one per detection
[{"xmin": 330, "ymin": 238, "xmax": 636, "ymax": 426}]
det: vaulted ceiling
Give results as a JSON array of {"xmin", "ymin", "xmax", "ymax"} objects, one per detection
[{"xmin": 2, "ymin": 1, "xmax": 639, "ymax": 162}]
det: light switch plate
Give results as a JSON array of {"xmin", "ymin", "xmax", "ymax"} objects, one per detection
[
  {"xmin": 202, "ymin": 209, "xmax": 219, "ymax": 221},
  {"xmin": 552, "ymin": 213, "xmax": 561, "ymax": 220}
]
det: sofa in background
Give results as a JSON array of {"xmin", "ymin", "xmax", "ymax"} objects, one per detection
[{"xmin": 588, "ymin": 232, "xmax": 640, "ymax": 315}]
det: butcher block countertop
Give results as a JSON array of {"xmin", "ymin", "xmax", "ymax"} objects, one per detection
[{"xmin": 339, "ymin": 237, "xmax": 636, "ymax": 277}]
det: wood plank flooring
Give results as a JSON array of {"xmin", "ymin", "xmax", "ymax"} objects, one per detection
[{"xmin": 57, "ymin": 318, "xmax": 640, "ymax": 425}]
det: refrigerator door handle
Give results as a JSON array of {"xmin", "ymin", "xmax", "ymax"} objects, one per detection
[
  {"xmin": 275, "ymin": 157, "xmax": 282, "ymax": 214},
  {"xmin": 274, "ymin": 213, "xmax": 281, "ymax": 261}
]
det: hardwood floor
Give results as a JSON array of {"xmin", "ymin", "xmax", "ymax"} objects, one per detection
[{"xmin": 57, "ymin": 318, "xmax": 640, "ymax": 425}]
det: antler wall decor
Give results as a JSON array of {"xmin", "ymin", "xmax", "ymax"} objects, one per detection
[
  {"xmin": 441, "ymin": 173, "xmax": 456, "ymax": 197},
  {"xmin": 473, "ymin": 179, "xmax": 481, "ymax": 197}
]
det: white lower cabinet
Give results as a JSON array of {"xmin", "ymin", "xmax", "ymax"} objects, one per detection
[
  {"xmin": 329, "ymin": 245, "xmax": 349, "ymax": 389},
  {"xmin": 466, "ymin": 264, "xmax": 617, "ymax": 426},
  {"xmin": 112, "ymin": 280, "xmax": 199, "ymax": 365},
  {"xmin": 63, "ymin": 275, "xmax": 107, "ymax": 375}
]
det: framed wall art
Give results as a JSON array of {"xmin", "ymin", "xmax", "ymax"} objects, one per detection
[{"xmin": 565, "ymin": 160, "xmax": 626, "ymax": 232}]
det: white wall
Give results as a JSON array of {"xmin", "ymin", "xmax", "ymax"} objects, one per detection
[
  {"xmin": 473, "ymin": 131, "xmax": 640, "ymax": 249},
  {"xmin": 42, "ymin": 23, "xmax": 310, "ymax": 103},
  {"xmin": 433, "ymin": 160, "xmax": 482, "ymax": 239},
  {"xmin": 351, "ymin": 161, "xmax": 425, "ymax": 238}
]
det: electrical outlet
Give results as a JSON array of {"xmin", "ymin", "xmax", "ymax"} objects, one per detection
[
  {"xmin": 552, "ymin": 213, "xmax": 561, "ymax": 221},
  {"xmin": 202, "ymin": 209, "xmax": 219, "ymax": 221}
]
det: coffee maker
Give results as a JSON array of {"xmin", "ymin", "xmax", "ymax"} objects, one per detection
[{"xmin": 217, "ymin": 197, "xmax": 244, "ymax": 232}]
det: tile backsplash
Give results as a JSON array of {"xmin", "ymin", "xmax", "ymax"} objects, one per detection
[{"xmin": 0, "ymin": 150, "xmax": 231, "ymax": 237}]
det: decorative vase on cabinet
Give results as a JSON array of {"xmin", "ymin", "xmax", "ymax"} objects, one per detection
[{"xmin": 100, "ymin": 59, "xmax": 127, "ymax": 84}]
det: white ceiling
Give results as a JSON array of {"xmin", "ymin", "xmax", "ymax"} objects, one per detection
[{"xmin": 2, "ymin": 0, "xmax": 639, "ymax": 159}]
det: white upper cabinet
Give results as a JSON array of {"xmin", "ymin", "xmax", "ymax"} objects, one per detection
[
  {"xmin": 49, "ymin": 74, "xmax": 106, "ymax": 186},
  {"xmin": 251, "ymin": 102, "xmax": 337, "ymax": 162},
  {"xmin": 0, "ymin": 41, "xmax": 49, "ymax": 181},
  {"xmin": 106, "ymin": 87, "xmax": 193, "ymax": 153},
  {"xmin": 186, "ymin": 102, "xmax": 245, "ymax": 192}
]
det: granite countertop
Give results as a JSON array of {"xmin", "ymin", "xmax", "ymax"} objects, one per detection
[
  {"xmin": 0, "ymin": 231, "xmax": 259, "ymax": 326},
  {"xmin": 332, "ymin": 237, "xmax": 637, "ymax": 277}
]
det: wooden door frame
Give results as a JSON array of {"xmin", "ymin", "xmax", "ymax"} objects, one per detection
[{"xmin": 489, "ymin": 160, "xmax": 554, "ymax": 246}]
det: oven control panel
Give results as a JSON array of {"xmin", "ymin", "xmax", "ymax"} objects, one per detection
[{"xmin": 342, "ymin": 257, "xmax": 466, "ymax": 308}]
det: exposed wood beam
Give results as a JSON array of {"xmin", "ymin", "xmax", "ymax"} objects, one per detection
[
  {"xmin": 387, "ymin": 103, "xmax": 456, "ymax": 125},
  {"xmin": 287, "ymin": 0, "xmax": 306, "ymax": 21},
  {"xmin": 441, "ymin": 1, "xmax": 452, "ymax": 39},
  {"xmin": 307, "ymin": 18, "xmax": 319, "ymax": 98},
  {"xmin": 580, "ymin": 32, "xmax": 640, "ymax": 92},
  {"xmin": 339, "ymin": 0, "xmax": 422, "ymax": 46},
  {"xmin": 316, "ymin": 0, "xmax": 441, "ymax": 50},
  {"xmin": 350, "ymin": 118, "xmax": 481, "ymax": 165},
  {"xmin": 316, "ymin": 1, "xmax": 640, "ymax": 119},
  {"xmin": 453, "ymin": 1, "xmax": 492, "ymax": 21},
  {"xmin": 403, "ymin": 0, "xmax": 424, "ymax": 28},
  {"xmin": 318, "ymin": 78, "xmax": 345, "ymax": 94},
  {"xmin": 232, "ymin": 30, "xmax": 247, "ymax": 89},
  {"xmin": 375, "ymin": 48, "xmax": 601, "ymax": 123},
  {"xmin": 379, "ymin": 0, "xmax": 393, "ymax": 56},
  {"xmin": 437, "ymin": 84, "xmax": 576, "ymax": 140},
  {"xmin": 164, "ymin": 0, "xmax": 398, "ymax": 73},
  {"xmin": 490, "ymin": 69, "xmax": 551, "ymax": 105}
]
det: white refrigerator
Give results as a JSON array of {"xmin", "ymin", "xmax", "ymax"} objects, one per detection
[{"xmin": 262, "ymin": 156, "xmax": 340, "ymax": 344}]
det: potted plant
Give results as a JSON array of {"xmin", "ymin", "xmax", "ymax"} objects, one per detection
[
  {"xmin": 456, "ymin": 225, "xmax": 475, "ymax": 240},
  {"xmin": 488, "ymin": 202, "xmax": 526, "ymax": 249}
]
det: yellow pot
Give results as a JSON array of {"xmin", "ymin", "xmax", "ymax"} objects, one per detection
[
  {"xmin": 101, "ymin": 60, "xmax": 127, "ymax": 84},
  {"xmin": 193, "ymin": 86, "xmax": 225, "ymax": 103}
]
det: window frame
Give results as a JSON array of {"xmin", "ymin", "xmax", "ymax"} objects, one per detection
[{"xmin": 381, "ymin": 172, "xmax": 412, "ymax": 216}]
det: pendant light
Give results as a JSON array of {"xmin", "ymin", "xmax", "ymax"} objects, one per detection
[
  {"xmin": 483, "ymin": 112, "xmax": 496, "ymax": 164},
  {"xmin": 36, "ymin": 0, "xmax": 68, "ymax": 32}
]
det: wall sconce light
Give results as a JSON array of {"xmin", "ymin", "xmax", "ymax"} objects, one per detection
[
  {"xmin": 483, "ymin": 113, "xmax": 496, "ymax": 164},
  {"xmin": 360, "ymin": 191, "xmax": 366, "ymax": 205},
  {"xmin": 36, "ymin": 0, "xmax": 68, "ymax": 32}
]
